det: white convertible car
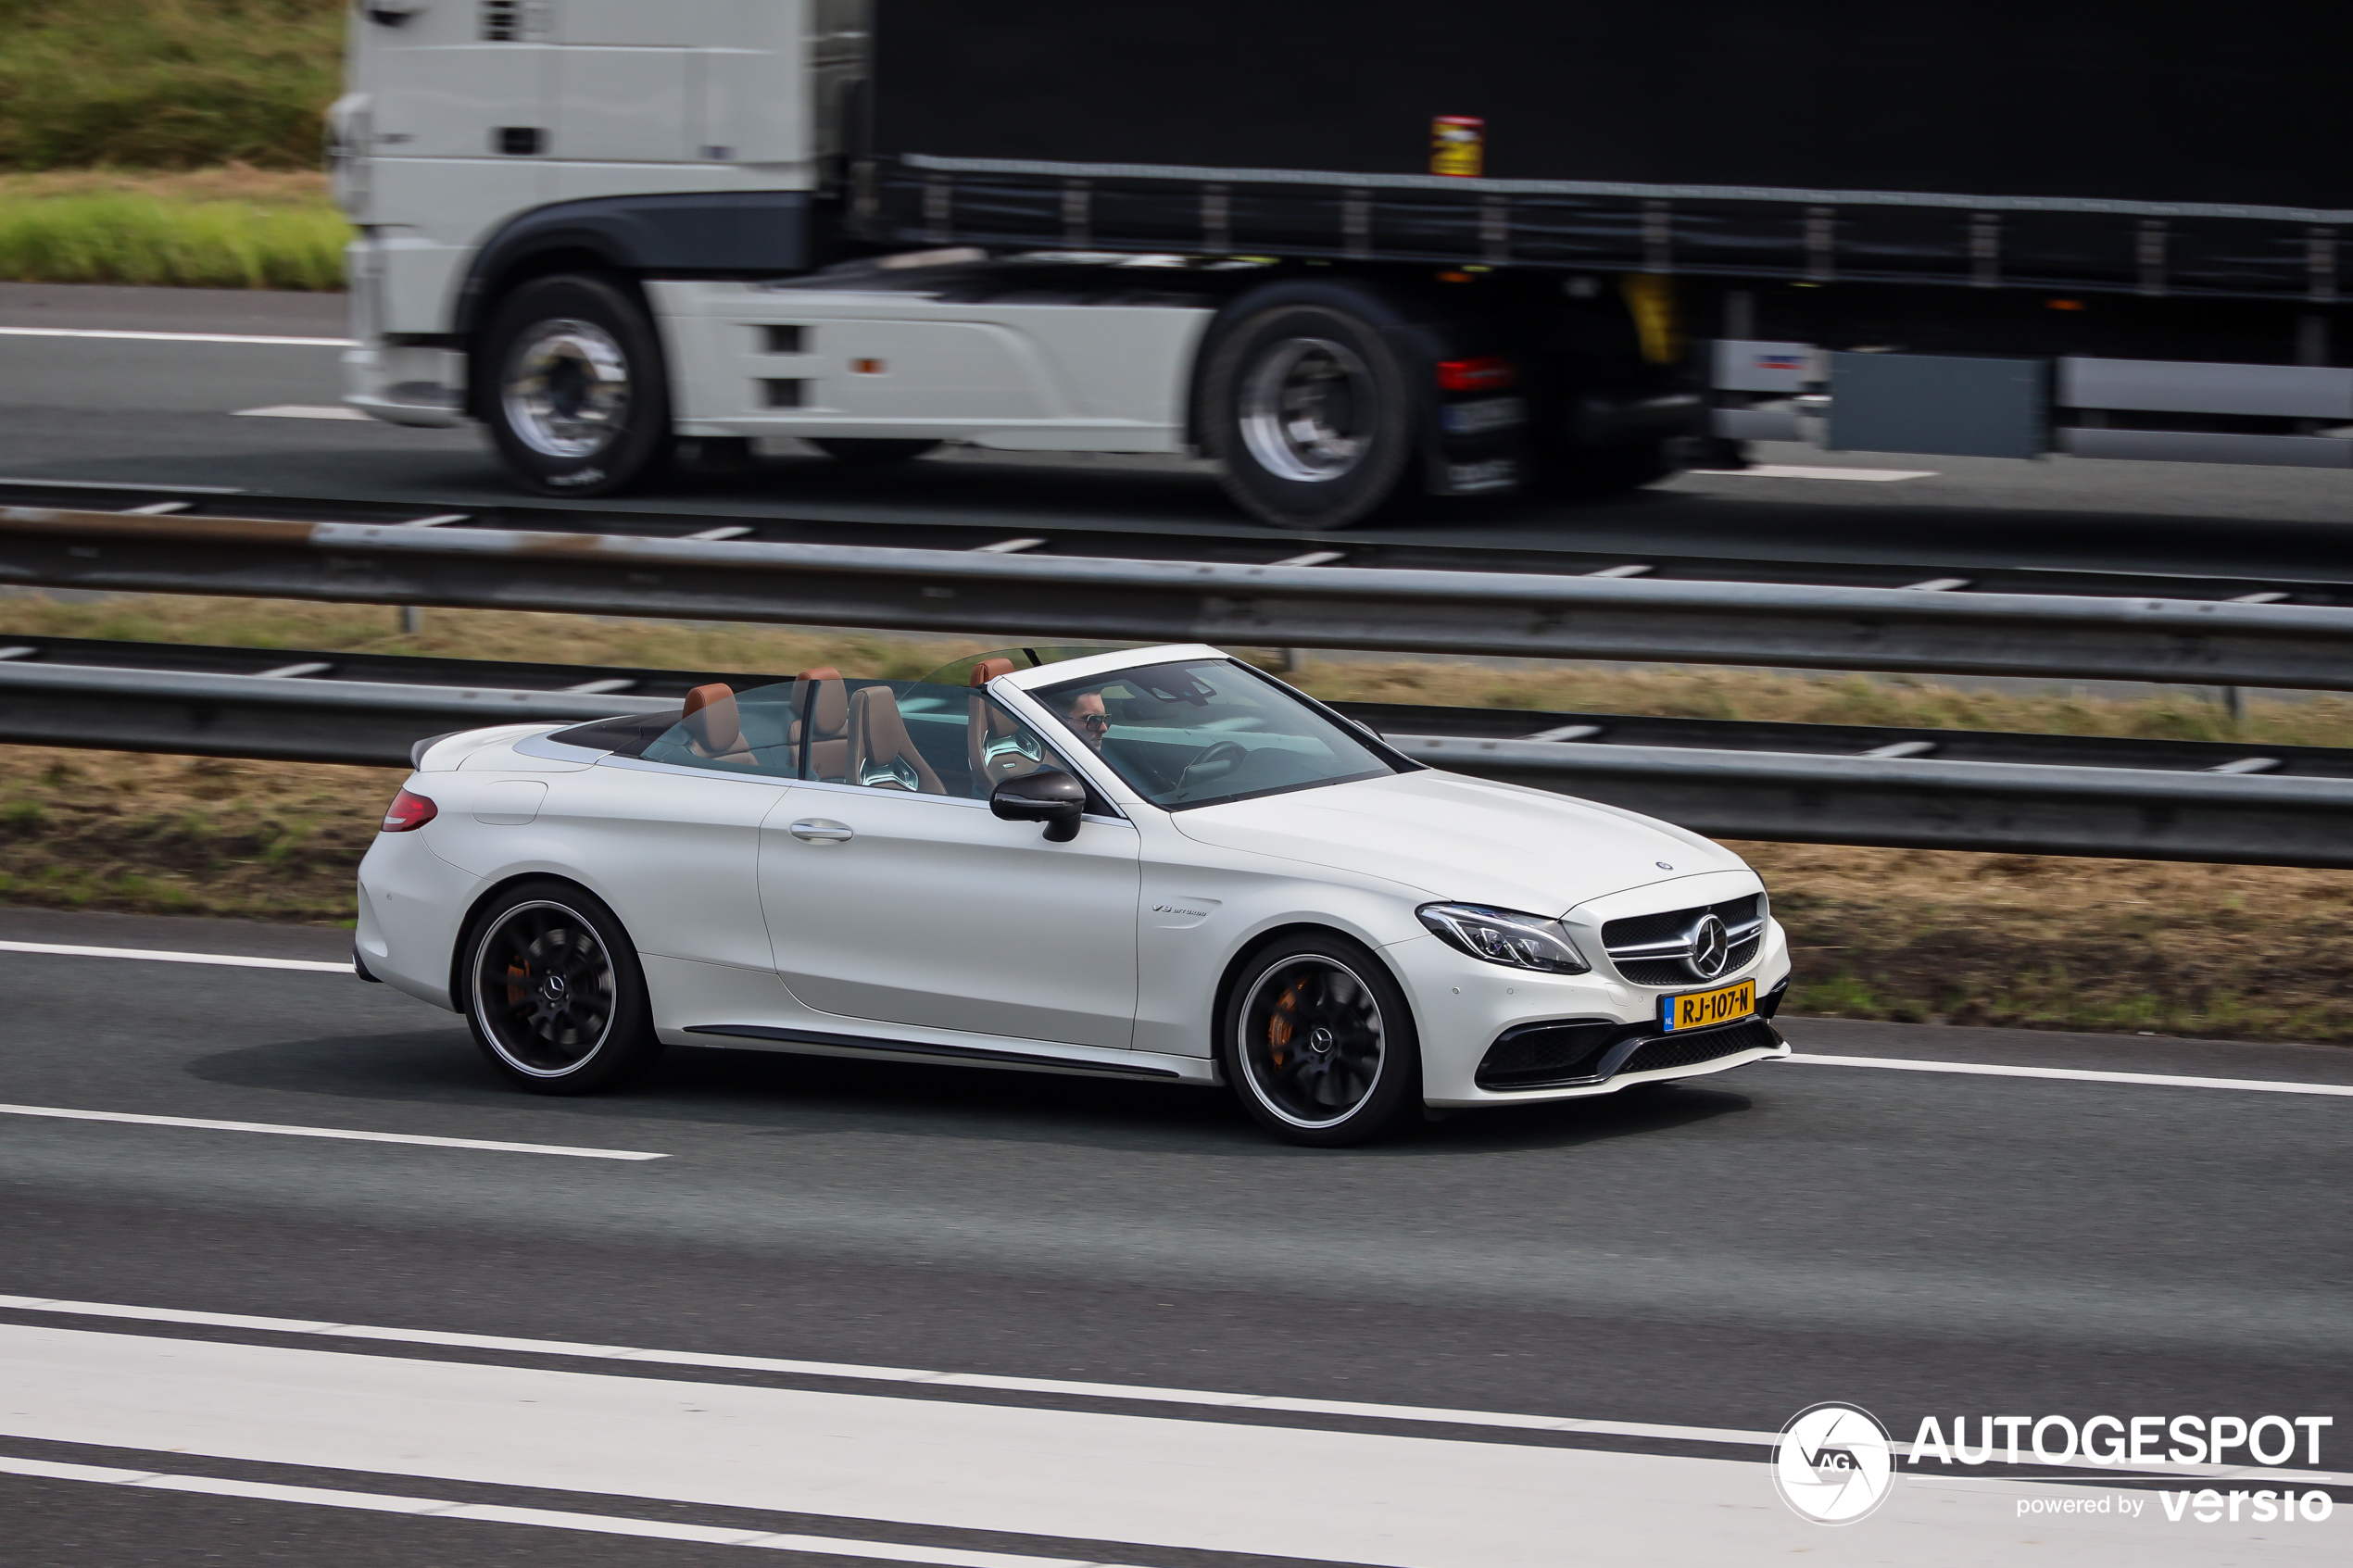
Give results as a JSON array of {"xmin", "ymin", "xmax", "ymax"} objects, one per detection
[{"xmin": 357, "ymin": 645, "xmax": 1791, "ymax": 1144}]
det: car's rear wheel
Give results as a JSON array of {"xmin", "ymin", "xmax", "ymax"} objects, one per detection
[
  {"xmin": 1221, "ymin": 933, "xmax": 1420, "ymax": 1146},
  {"xmin": 483, "ymin": 273, "xmax": 673, "ymax": 496},
  {"xmin": 463, "ymin": 880, "xmax": 662, "ymax": 1095}
]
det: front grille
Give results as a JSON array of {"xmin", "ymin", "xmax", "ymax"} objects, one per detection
[
  {"xmin": 1475, "ymin": 1019, "xmax": 1620, "ymax": 1090},
  {"xmin": 1616, "ymin": 931, "xmax": 1761, "ymax": 986},
  {"xmin": 1617, "ymin": 1018, "xmax": 1781, "ymax": 1076},
  {"xmin": 1602, "ymin": 893, "xmax": 1761, "ymax": 949},
  {"xmin": 1603, "ymin": 893, "xmax": 1764, "ymax": 985}
]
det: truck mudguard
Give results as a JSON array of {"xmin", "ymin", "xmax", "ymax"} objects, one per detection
[{"xmin": 454, "ymin": 192, "xmax": 812, "ymax": 337}]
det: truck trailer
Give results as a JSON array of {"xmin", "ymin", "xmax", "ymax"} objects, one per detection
[{"xmin": 333, "ymin": 2, "xmax": 2350, "ymax": 528}]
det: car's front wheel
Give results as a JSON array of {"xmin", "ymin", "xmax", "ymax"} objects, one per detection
[
  {"xmin": 1221, "ymin": 934, "xmax": 1420, "ymax": 1146},
  {"xmin": 462, "ymin": 880, "xmax": 663, "ymax": 1095}
]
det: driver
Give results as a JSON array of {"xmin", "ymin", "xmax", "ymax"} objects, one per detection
[{"xmin": 1063, "ymin": 689, "xmax": 1111, "ymax": 753}]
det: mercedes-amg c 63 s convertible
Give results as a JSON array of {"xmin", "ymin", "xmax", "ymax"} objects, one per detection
[{"xmin": 356, "ymin": 644, "xmax": 1791, "ymax": 1144}]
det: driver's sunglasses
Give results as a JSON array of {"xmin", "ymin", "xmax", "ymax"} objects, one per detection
[{"xmin": 1076, "ymin": 712, "xmax": 1111, "ymax": 732}]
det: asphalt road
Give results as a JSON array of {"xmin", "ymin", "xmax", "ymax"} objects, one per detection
[
  {"xmin": 2, "ymin": 282, "xmax": 2350, "ymax": 587},
  {"xmin": 4, "ymin": 284, "xmax": 2352, "ymax": 1561},
  {"xmin": 1, "ymin": 907, "xmax": 2347, "ymax": 1564}
]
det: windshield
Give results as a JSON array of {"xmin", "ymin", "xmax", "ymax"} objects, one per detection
[{"xmin": 1035, "ymin": 659, "xmax": 1403, "ymax": 809}]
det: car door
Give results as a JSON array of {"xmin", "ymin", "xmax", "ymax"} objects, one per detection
[{"xmin": 758, "ymin": 680, "xmax": 1140, "ymax": 1049}]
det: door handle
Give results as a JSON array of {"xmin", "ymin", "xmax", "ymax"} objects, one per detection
[{"xmin": 787, "ymin": 819, "xmax": 854, "ymax": 844}]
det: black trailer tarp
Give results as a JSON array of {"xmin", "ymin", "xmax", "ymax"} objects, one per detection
[{"xmin": 869, "ymin": 3, "xmax": 2347, "ymax": 299}]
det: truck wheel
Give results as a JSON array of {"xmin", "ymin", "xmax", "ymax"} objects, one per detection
[
  {"xmin": 484, "ymin": 274, "xmax": 673, "ymax": 496},
  {"xmin": 1202, "ymin": 284, "xmax": 1416, "ymax": 531},
  {"xmin": 812, "ymin": 438, "xmax": 941, "ymax": 465}
]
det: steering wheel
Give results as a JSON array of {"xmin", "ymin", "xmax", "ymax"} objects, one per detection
[{"xmin": 1176, "ymin": 739, "xmax": 1248, "ymax": 791}]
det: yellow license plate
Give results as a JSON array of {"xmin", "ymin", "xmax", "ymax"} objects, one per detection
[{"xmin": 1662, "ymin": 978, "xmax": 1755, "ymax": 1032}]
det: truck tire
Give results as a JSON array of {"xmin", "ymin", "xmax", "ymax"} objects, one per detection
[
  {"xmin": 1202, "ymin": 283, "xmax": 1417, "ymax": 531},
  {"xmin": 483, "ymin": 273, "xmax": 673, "ymax": 497},
  {"xmin": 812, "ymin": 438, "xmax": 941, "ymax": 465}
]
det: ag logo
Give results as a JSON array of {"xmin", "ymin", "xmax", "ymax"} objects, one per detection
[{"xmin": 1772, "ymin": 1403, "xmax": 1896, "ymax": 1524}]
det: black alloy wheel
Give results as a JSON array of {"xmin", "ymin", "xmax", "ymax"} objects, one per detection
[
  {"xmin": 483, "ymin": 273, "xmax": 674, "ymax": 497},
  {"xmin": 464, "ymin": 881, "xmax": 662, "ymax": 1095},
  {"xmin": 1223, "ymin": 933, "xmax": 1421, "ymax": 1146},
  {"xmin": 1201, "ymin": 282, "xmax": 1418, "ymax": 530}
]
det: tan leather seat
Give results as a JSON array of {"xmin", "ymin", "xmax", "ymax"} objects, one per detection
[
  {"xmin": 789, "ymin": 667, "xmax": 849, "ymax": 781},
  {"xmin": 681, "ymin": 683, "xmax": 755, "ymax": 764},
  {"xmin": 964, "ymin": 657, "xmax": 1043, "ymax": 791},
  {"xmin": 846, "ymin": 686, "xmax": 944, "ymax": 794}
]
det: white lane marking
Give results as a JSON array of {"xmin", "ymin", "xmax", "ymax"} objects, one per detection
[
  {"xmin": 0, "ymin": 1326, "xmax": 2332, "ymax": 1566},
  {"xmin": 0, "ymin": 1107, "xmax": 667, "ymax": 1161},
  {"xmin": 1270, "ymin": 550, "xmax": 1345, "ymax": 567},
  {"xmin": 0, "ymin": 1297, "xmax": 2337, "ymax": 1490},
  {"xmin": 1689, "ymin": 463, "xmax": 1937, "ymax": 481},
  {"xmin": 0, "ymin": 326, "xmax": 354, "ymax": 347},
  {"xmin": 0, "ymin": 1454, "xmax": 1119, "ymax": 1568},
  {"xmin": 1, "ymin": 1299, "xmax": 2336, "ymax": 1488},
  {"xmin": 0, "ymin": 939, "xmax": 350, "ymax": 972},
  {"xmin": 1780, "ymin": 1051, "xmax": 2353, "ymax": 1098},
  {"xmin": 233, "ymin": 404, "xmax": 371, "ymax": 420},
  {"xmin": 0, "ymin": 476, "xmax": 249, "ymax": 494},
  {"xmin": 0, "ymin": 1293, "xmax": 1764, "ymax": 1447},
  {"xmin": 973, "ymin": 536, "xmax": 1047, "ymax": 553}
]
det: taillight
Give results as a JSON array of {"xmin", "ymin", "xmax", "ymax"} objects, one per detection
[
  {"xmin": 381, "ymin": 788, "xmax": 438, "ymax": 833},
  {"xmin": 1437, "ymin": 356, "xmax": 1516, "ymax": 393}
]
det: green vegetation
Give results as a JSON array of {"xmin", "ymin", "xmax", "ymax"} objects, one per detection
[
  {"xmin": 0, "ymin": 170, "xmax": 345, "ymax": 288},
  {"xmin": 0, "ymin": 1, "xmax": 345, "ymax": 170},
  {"xmin": 2, "ymin": 595, "xmax": 2349, "ymax": 1044}
]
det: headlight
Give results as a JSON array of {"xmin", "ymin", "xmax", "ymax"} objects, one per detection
[{"xmin": 1417, "ymin": 903, "xmax": 1591, "ymax": 974}]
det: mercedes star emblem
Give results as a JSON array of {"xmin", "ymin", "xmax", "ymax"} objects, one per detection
[{"xmin": 1688, "ymin": 914, "xmax": 1730, "ymax": 978}]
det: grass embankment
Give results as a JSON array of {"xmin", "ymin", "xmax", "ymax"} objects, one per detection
[
  {"xmin": 0, "ymin": 1, "xmax": 343, "ymax": 171},
  {"xmin": 0, "ymin": 168, "xmax": 344, "ymax": 289},
  {"xmin": 3, "ymin": 596, "xmax": 2350, "ymax": 1044},
  {"xmin": 0, "ymin": 0, "xmax": 349, "ymax": 286}
]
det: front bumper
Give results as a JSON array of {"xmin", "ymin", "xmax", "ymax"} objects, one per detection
[
  {"xmin": 1392, "ymin": 920, "xmax": 1794, "ymax": 1107},
  {"xmin": 343, "ymin": 343, "xmax": 469, "ymax": 429}
]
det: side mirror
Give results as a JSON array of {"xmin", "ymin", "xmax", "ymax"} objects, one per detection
[{"xmin": 990, "ymin": 770, "xmax": 1086, "ymax": 842}]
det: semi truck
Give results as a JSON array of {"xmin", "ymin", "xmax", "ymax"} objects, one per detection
[{"xmin": 332, "ymin": 3, "xmax": 2351, "ymax": 528}]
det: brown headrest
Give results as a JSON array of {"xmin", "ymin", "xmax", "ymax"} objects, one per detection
[
  {"xmin": 968, "ymin": 657, "xmax": 1016, "ymax": 688},
  {"xmin": 848, "ymin": 685, "xmax": 913, "ymax": 753},
  {"xmin": 681, "ymin": 684, "xmax": 741, "ymax": 754},
  {"xmin": 794, "ymin": 668, "xmax": 848, "ymax": 734},
  {"xmin": 847, "ymin": 686, "xmax": 942, "ymax": 792}
]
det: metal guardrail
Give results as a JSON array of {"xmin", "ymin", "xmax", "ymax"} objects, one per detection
[
  {"xmin": 6, "ymin": 641, "xmax": 2352, "ymax": 867},
  {"xmin": 0, "ymin": 659, "xmax": 673, "ymax": 767},
  {"xmin": 7, "ymin": 506, "xmax": 2353, "ymax": 690},
  {"xmin": 5, "ymin": 477, "xmax": 2348, "ymax": 608},
  {"xmin": 1391, "ymin": 735, "xmax": 2353, "ymax": 869}
]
